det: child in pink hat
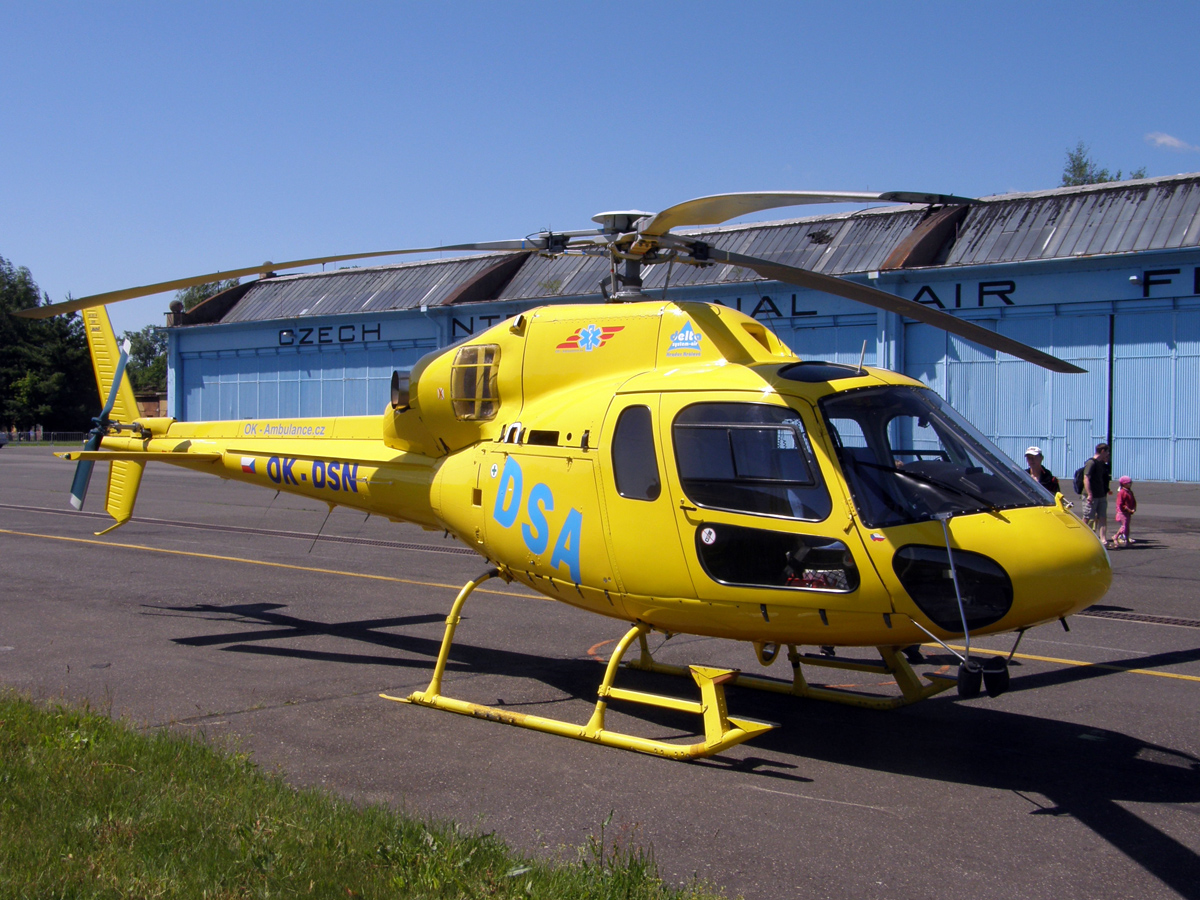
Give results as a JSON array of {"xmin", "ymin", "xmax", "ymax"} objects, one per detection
[{"xmin": 1115, "ymin": 476, "xmax": 1137, "ymax": 546}]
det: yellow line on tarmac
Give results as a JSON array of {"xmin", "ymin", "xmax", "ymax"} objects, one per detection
[
  {"xmin": 0, "ymin": 527, "xmax": 538, "ymax": 600},
  {"xmin": 8, "ymin": 526, "xmax": 1198, "ymax": 683},
  {"xmin": 938, "ymin": 644, "xmax": 1200, "ymax": 683}
]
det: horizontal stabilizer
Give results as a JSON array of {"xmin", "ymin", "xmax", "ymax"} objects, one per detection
[{"xmin": 57, "ymin": 451, "xmax": 222, "ymax": 462}]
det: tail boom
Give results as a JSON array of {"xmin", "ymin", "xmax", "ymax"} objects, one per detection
[{"xmin": 70, "ymin": 419, "xmax": 443, "ymax": 531}]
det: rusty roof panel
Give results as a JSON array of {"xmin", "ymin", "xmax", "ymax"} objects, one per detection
[
  {"xmin": 948, "ymin": 176, "xmax": 1200, "ymax": 266},
  {"xmin": 1173, "ymin": 187, "xmax": 1200, "ymax": 243},
  {"xmin": 1022, "ymin": 202, "xmax": 1065, "ymax": 259},
  {"xmin": 1097, "ymin": 190, "xmax": 1140, "ymax": 255},
  {"xmin": 1157, "ymin": 186, "xmax": 1200, "ymax": 247},
  {"xmin": 840, "ymin": 210, "xmax": 928, "ymax": 272},
  {"xmin": 1140, "ymin": 189, "xmax": 1178, "ymax": 250},
  {"xmin": 1117, "ymin": 189, "xmax": 1156, "ymax": 252},
  {"xmin": 499, "ymin": 253, "xmax": 611, "ymax": 300}
]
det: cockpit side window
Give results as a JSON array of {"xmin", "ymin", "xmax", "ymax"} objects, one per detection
[
  {"xmin": 672, "ymin": 403, "xmax": 831, "ymax": 521},
  {"xmin": 611, "ymin": 405, "xmax": 661, "ymax": 501}
]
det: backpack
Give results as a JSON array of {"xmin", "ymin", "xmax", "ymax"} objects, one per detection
[{"xmin": 1072, "ymin": 459, "xmax": 1092, "ymax": 495}]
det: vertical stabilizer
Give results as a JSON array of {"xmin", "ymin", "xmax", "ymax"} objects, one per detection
[
  {"xmin": 80, "ymin": 306, "xmax": 145, "ymax": 533},
  {"xmin": 97, "ymin": 459, "xmax": 145, "ymax": 535},
  {"xmin": 82, "ymin": 306, "xmax": 139, "ymax": 422}
]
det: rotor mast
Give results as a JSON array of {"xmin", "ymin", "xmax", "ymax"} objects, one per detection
[{"xmin": 591, "ymin": 209, "xmax": 664, "ymax": 302}]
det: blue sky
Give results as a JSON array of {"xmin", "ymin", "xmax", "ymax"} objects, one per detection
[{"xmin": 4, "ymin": 1, "xmax": 1199, "ymax": 335}]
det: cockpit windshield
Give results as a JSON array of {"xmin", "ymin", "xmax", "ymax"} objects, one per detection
[{"xmin": 819, "ymin": 386, "xmax": 1052, "ymax": 528}]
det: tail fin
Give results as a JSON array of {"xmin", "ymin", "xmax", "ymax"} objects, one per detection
[
  {"xmin": 98, "ymin": 459, "xmax": 144, "ymax": 535},
  {"xmin": 82, "ymin": 306, "xmax": 139, "ymax": 422},
  {"xmin": 81, "ymin": 306, "xmax": 144, "ymax": 534}
]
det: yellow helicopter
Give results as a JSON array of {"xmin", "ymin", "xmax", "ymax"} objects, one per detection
[{"xmin": 19, "ymin": 190, "xmax": 1112, "ymax": 760}]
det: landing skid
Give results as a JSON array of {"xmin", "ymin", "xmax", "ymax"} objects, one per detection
[
  {"xmin": 384, "ymin": 571, "xmax": 953, "ymax": 759},
  {"xmin": 630, "ymin": 636, "xmax": 956, "ymax": 711},
  {"xmin": 382, "ymin": 570, "xmax": 774, "ymax": 760}
]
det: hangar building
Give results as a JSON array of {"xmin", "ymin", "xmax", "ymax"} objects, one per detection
[{"xmin": 166, "ymin": 173, "xmax": 1200, "ymax": 483}]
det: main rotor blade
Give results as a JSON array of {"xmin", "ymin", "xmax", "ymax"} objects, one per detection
[
  {"xmin": 15, "ymin": 240, "xmax": 543, "ymax": 320},
  {"xmin": 640, "ymin": 191, "xmax": 975, "ymax": 237},
  {"xmin": 703, "ymin": 246, "xmax": 1085, "ymax": 374}
]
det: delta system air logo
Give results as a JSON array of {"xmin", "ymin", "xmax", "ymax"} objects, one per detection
[
  {"xmin": 667, "ymin": 321, "xmax": 703, "ymax": 357},
  {"xmin": 557, "ymin": 324, "xmax": 624, "ymax": 352}
]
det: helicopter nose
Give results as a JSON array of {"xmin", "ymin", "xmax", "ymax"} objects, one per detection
[
  {"xmin": 1038, "ymin": 517, "xmax": 1113, "ymax": 618},
  {"xmin": 889, "ymin": 508, "xmax": 1111, "ymax": 637},
  {"xmin": 977, "ymin": 507, "xmax": 1112, "ymax": 628}
]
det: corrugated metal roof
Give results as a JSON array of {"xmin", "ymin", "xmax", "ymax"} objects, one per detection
[
  {"xmin": 213, "ymin": 173, "xmax": 1200, "ymax": 324},
  {"xmin": 947, "ymin": 174, "xmax": 1200, "ymax": 266},
  {"xmin": 496, "ymin": 206, "xmax": 927, "ymax": 300},
  {"xmin": 221, "ymin": 254, "xmax": 515, "ymax": 323}
]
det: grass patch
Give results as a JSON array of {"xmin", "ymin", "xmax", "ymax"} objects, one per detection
[{"xmin": 0, "ymin": 693, "xmax": 724, "ymax": 899}]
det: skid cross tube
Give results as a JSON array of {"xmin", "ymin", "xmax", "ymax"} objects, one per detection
[
  {"xmin": 629, "ymin": 634, "xmax": 954, "ymax": 710},
  {"xmin": 382, "ymin": 573, "xmax": 774, "ymax": 759}
]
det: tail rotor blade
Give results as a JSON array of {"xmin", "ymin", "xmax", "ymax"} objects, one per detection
[
  {"xmin": 69, "ymin": 459, "xmax": 95, "ymax": 510},
  {"xmin": 69, "ymin": 429, "xmax": 104, "ymax": 510}
]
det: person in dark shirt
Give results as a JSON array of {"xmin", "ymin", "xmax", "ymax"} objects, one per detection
[
  {"xmin": 1083, "ymin": 443, "xmax": 1113, "ymax": 547},
  {"xmin": 1024, "ymin": 446, "xmax": 1060, "ymax": 495}
]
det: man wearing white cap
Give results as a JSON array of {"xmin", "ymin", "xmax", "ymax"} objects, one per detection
[{"xmin": 1024, "ymin": 446, "xmax": 1060, "ymax": 495}]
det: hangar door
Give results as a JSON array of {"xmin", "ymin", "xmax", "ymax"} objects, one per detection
[
  {"xmin": 903, "ymin": 308, "xmax": 1200, "ymax": 483},
  {"xmin": 902, "ymin": 313, "xmax": 1109, "ymax": 480},
  {"xmin": 1111, "ymin": 308, "xmax": 1200, "ymax": 482}
]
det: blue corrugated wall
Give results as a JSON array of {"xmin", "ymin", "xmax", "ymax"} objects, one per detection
[
  {"xmin": 903, "ymin": 308, "xmax": 1200, "ymax": 482},
  {"xmin": 179, "ymin": 342, "xmax": 434, "ymax": 421}
]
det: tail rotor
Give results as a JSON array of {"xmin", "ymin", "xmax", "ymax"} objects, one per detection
[{"xmin": 69, "ymin": 338, "xmax": 131, "ymax": 510}]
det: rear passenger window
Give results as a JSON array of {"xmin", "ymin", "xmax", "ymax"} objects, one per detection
[
  {"xmin": 450, "ymin": 344, "xmax": 500, "ymax": 421},
  {"xmin": 611, "ymin": 406, "xmax": 661, "ymax": 501}
]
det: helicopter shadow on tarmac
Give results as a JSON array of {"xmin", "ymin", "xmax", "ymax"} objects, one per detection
[
  {"xmin": 734, "ymin": 666, "xmax": 1199, "ymax": 899},
  {"xmin": 157, "ymin": 600, "xmax": 1200, "ymax": 900}
]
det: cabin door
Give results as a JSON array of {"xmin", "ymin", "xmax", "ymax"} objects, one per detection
[
  {"xmin": 595, "ymin": 396, "xmax": 695, "ymax": 599},
  {"xmin": 658, "ymin": 391, "xmax": 889, "ymax": 614}
]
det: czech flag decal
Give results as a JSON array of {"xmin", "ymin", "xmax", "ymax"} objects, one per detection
[{"xmin": 241, "ymin": 457, "xmax": 256, "ymax": 474}]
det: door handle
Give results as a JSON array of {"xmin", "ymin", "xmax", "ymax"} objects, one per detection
[{"xmin": 679, "ymin": 500, "xmax": 697, "ymax": 512}]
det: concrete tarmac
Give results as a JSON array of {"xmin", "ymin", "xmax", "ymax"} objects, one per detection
[{"xmin": 1, "ymin": 446, "xmax": 1198, "ymax": 900}]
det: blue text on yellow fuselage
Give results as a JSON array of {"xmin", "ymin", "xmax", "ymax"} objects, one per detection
[
  {"xmin": 492, "ymin": 456, "xmax": 581, "ymax": 583},
  {"xmin": 266, "ymin": 456, "xmax": 359, "ymax": 492}
]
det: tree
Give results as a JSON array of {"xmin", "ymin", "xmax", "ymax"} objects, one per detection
[
  {"xmin": 123, "ymin": 324, "xmax": 168, "ymax": 393},
  {"xmin": 0, "ymin": 256, "xmax": 97, "ymax": 432},
  {"xmin": 177, "ymin": 277, "xmax": 240, "ymax": 312},
  {"xmin": 1062, "ymin": 142, "xmax": 1148, "ymax": 187}
]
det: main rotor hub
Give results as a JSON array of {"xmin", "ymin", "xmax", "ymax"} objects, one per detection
[
  {"xmin": 591, "ymin": 210, "xmax": 654, "ymax": 234},
  {"xmin": 608, "ymin": 289, "xmax": 656, "ymax": 304}
]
